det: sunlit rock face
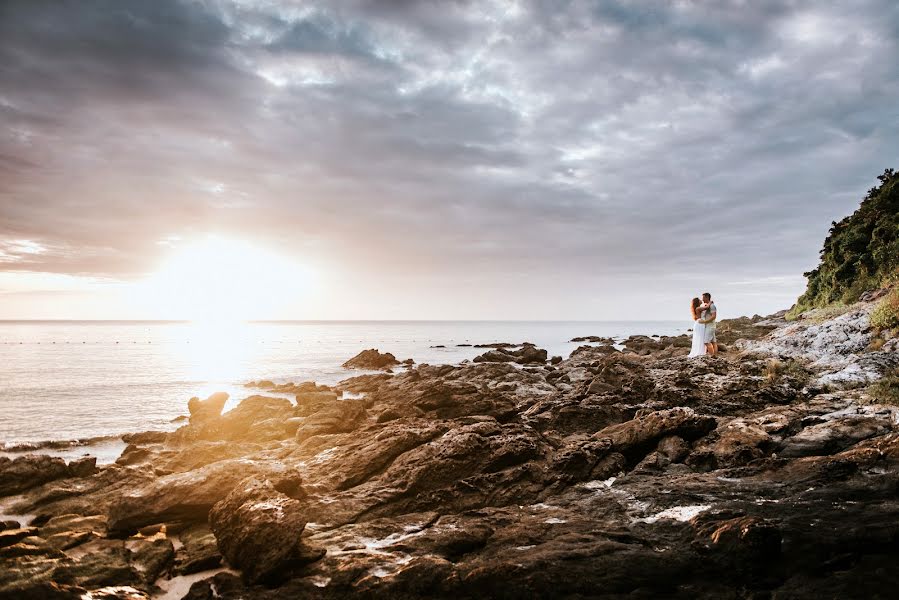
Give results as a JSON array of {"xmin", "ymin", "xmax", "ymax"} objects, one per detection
[{"xmin": 2, "ymin": 299, "xmax": 899, "ymax": 599}]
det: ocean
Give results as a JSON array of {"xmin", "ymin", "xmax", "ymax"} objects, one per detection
[{"xmin": 0, "ymin": 320, "xmax": 687, "ymax": 463}]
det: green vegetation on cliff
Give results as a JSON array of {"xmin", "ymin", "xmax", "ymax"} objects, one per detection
[{"xmin": 791, "ymin": 168, "xmax": 899, "ymax": 316}]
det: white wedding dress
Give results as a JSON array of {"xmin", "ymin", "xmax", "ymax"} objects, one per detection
[{"xmin": 689, "ymin": 319, "xmax": 707, "ymax": 358}]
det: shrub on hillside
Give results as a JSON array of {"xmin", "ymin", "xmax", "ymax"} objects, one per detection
[
  {"xmin": 870, "ymin": 288, "xmax": 899, "ymax": 331},
  {"xmin": 870, "ymin": 369, "xmax": 899, "ymax": 406},
  {"xmin": 763, "ymin": 358, "xmax": 810, "ymax": 384}
]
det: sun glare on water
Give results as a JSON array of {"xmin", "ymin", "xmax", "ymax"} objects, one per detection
[
  {"xmin": 136, "ymin": 236, "xmax": 311, "ymax": 324},
  {"xmin": 177, "ymin": 318, "xmax": 257, "ymax": 386},
  {"xmin": 127, "ymin": 236, "xmax": 312, "ymax": 386}
]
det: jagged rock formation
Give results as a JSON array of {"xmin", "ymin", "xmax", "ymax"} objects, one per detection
[
  {"xmin": 472, "ymin": 343, "xmax": 548, "ymax": 364},
  {"xmin": 342, "ymin": 349, "xmax": 411, "ymax": 371},
  {"xmin": 1, "ymin": 300, "xmax": 897, "ymax": 599}
]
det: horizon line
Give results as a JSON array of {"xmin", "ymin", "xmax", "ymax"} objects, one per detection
[{"xmin": 0, "ymin": 318, "xmax": 688, "ymax": 324}]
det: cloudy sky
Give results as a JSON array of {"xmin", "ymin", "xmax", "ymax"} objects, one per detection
[{"xmin": 1, "ymin": 0, "xmax": 897, "ymax": 320}]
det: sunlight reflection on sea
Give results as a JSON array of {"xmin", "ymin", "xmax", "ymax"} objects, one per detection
[{"xmin": 0, "ymin": 320, "xmax": 687, "ymax": 455}]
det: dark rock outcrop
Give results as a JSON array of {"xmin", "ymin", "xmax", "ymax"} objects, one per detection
[
  {"xmin": 0, "ymin": 455, "xmax": 98, "ymax": 497},
  {"xmin": 594, "ymin": 407, "xmax": 717, "ymax": 464},
  {"xmin": 106, "ymin": 458, "xmax": 290, "ymax": 536},
  {"xmin": 473, "ymin": 343, "xmax": 548, "ymax": 365},
  {"xmin": 570, "ymin": 335, "xmax": 615, "ymax": 343},
  {"xmin": 209, "ymin": 475, "xmax": 320, "ymax": 584},
  {"xmin": 342, "ymin": 349, "xmax": 402, "ymax": 370},
  {"xmin": 0, "ymin": 455, "xmax": 70, "ymax": 497}
]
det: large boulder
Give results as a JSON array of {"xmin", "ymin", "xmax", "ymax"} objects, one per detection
[
  {"xmin": 472, "ymin": 349, "xmax": 517, "ymax": 363},
  {"xmin": 594, "ymin": 407, "xmax": 716, "ymax": 464},
  {"xmin": 778, "ymin": 415, "xmax": 893, "ymax": 458},
  {"xmin": 305, "ymin": 420, "xmax": 449, "ymax": 492},
  {"xmin": 473, "ymin": 344, "xmax": 548, "ymax": 365},
  {"xmin": 0, "ymin": 455, "xmax": 97, "ymax": 497},
  {"xmin": 187, "ymin": 392, "xmax": 229, "ymax": 423},
  {"xmin": 129, "ymin": 538, "xmax": 175, "ymax": 585},
  {"xmin": 342, "ymin": 349, "xmax": 401, "ymax": 370},
  {"xmin": 0, "ymin": 529, "xmax": 168, "ymax": 597},
  {"xmin": 41, "ymin": 538, "xmax": 139, "ymax": 590},
  {"xmin": 215, "ymin": 396, "xmax": 294, "ymax": 441},
  {"xmin": 582, "ymin": 357, "xmax": 656, "ymax": 399},
  {"xmin": 515, "ymin": 344, "xmax": 548, "ymax": 364},
  {"xmin": 570, "ymin": 344, "xmax": 619, "ymax": 358},
  {"xmin": 172, "ymin": 395, "xmax": 296, "ymax": 444},
  {"xmin": 106, "ymin": 458, "xmax": 289, "ymax": 536},
  {"xmin": 0, "ymin": 455, "xmax": 69, "ymax": 496},
  {"xmin": 208, "ymin": 475, "xmax": 320, "ymax": 584}
]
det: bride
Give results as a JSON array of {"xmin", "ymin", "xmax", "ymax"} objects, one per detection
[{"xmin": 689, "ymin": 297, "xmax": 707, "ymax": 357}]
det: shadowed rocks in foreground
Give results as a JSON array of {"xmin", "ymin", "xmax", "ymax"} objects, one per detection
[{"xmin": 1, "ymin": 298, "xmax": 899, "ymax": 599}]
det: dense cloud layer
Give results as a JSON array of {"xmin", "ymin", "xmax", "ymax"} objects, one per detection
[{"xmin": 1, "ymin": 0, "xmax": 897, "ymax": 318}]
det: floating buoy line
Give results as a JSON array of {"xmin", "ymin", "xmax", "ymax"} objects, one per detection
[{"xmin": 2, "ymin": 337, "xmax": 460, "ymax": 346}]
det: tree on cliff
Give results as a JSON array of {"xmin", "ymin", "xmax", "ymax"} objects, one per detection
[{"xmin": 792, "ymin": 168, "xmax": 899, "ymax": 315}]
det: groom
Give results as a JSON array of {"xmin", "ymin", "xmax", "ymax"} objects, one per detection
[{"xmin": 698, "ymin": 292, "xmax": 718, "ymax": 355}]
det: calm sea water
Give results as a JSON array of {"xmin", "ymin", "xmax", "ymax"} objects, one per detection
[{"xmin": 0, "ymin": 320, "xmax": 686, "ymax": 461}]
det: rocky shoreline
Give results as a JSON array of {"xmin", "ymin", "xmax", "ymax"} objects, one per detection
[{"xmin": 2, "ymin": 300, "xmax": 899, "ymax": 599}]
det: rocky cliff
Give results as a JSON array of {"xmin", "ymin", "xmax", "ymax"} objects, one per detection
[{"xmin": 1, "ymin": 297, "xmax": 898, "ymax": 599}]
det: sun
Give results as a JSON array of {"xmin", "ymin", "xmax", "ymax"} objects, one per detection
[{"xmin": 135, "ymin": 236, "xmax": 310, "ymax": 322}]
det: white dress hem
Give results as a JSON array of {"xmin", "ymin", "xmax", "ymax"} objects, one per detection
[{"xmin": 689, "ymin": 320, "xmax": 707, "ymax": 358}]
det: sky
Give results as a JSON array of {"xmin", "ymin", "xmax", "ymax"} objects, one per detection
[{"xmin": 1, "ymin": 0, "xmax": 898, "ymax": 321}]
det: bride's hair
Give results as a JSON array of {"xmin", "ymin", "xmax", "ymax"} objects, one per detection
[{"xmin": 690, "ymin": 297, "xmax": 701, "ymax": 320}]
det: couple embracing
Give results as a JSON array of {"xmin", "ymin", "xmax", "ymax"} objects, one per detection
[{"xmin": 689, "ymin": 292, "xmax": 718, "ymax": 358}]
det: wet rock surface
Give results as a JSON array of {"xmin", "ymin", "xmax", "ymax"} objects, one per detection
[{"xmin": 1, "ymin": 304, "xmax": 898, "ymax": 598}]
